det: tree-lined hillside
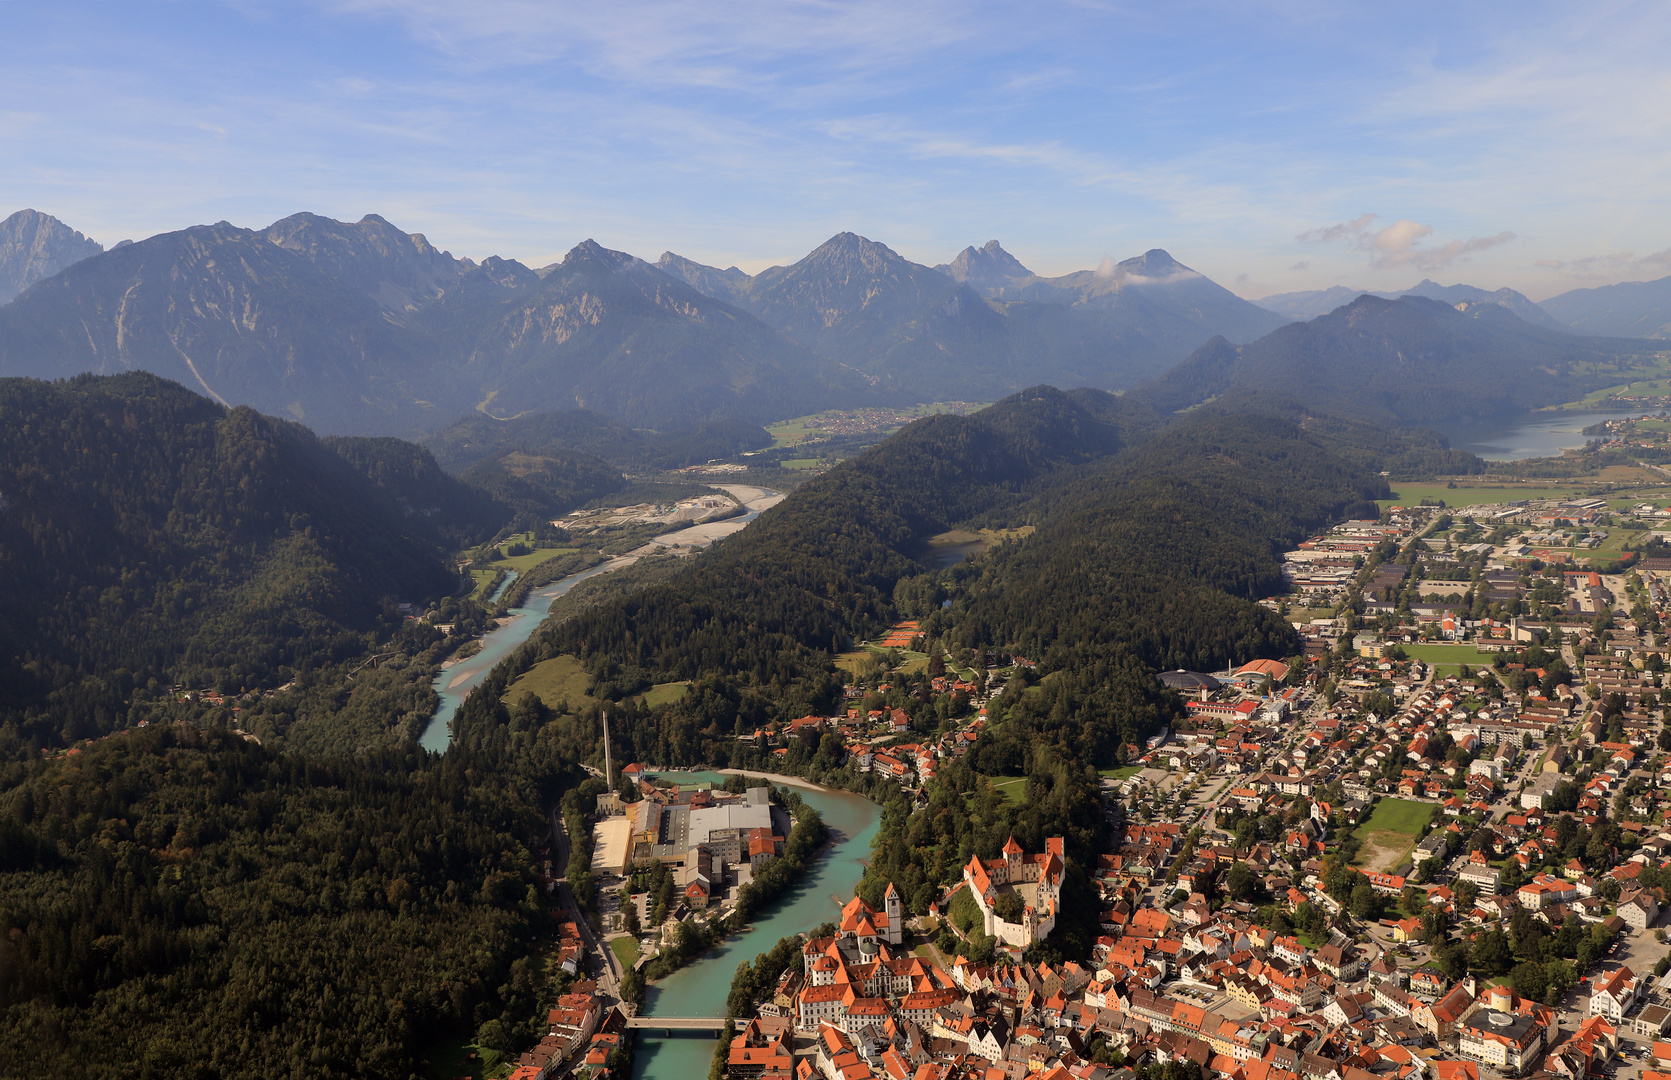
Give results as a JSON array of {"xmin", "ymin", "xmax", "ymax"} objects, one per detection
[{"xmin": 0, "ymin": 374, "xmax": 459, "ymax": 749}]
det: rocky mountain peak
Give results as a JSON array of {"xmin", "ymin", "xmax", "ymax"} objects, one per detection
[
  {"xmin": 260, "ymin": 212, "xmax": 466, "ymax": 312},
  {"xmin": 798, "ymin": 232, "xmax": 917, "ymax": 275},
  {"xmin": 940, "ymin": 240, "xmax": 1033, "ymax": 286},
  {"xmin": 562, "ymin": 238, "xmax": 636, "ymax": 275},
  {"xmin": 0, "ymin": 209, "xmax": 105, "ymax": 303},
  {"xmin": 1108, "ymin": 248, "xmax": 1198, "ymax": 283}
]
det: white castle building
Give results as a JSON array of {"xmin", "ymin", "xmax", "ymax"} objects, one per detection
[{"xmin": 962, "ymin": 836, "xmax": 1065, "ymax": 949}]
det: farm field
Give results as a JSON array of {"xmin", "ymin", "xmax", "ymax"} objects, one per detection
[
  {"xmin": 502, "ymin": 654, "xmax": 598, "ymax": 712},
  {"xmin": 1352, "ymin": 798, "xmax": 1432, "ymax": 873}
]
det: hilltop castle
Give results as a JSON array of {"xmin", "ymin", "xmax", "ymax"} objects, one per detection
[{"xmin": 962, "ymin": 836, "xmax": 1065, "ymax": 948}]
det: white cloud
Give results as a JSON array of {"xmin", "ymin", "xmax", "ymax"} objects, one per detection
[{"xmin": 1299, "ymin": 213, "xmax": 1515, "ymax": 271}]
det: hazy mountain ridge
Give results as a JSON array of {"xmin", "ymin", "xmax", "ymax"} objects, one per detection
[
  {"xmin": 1258, "ymin": 277, "xmax": 1566, "ymax": 330},
  {"xmin": 0, "ymin": 215, "xmax": 854, "ymax": 434},
  {"xmin": 660, "ymin": 236, "xmax": 1289, "ymax": 398},
  {"xmin": 1132, "ymin": 294, "xmax": 1663, "ymax": 425},
  {"xmin": 0, "ymin": 209, "xmax": 104, "ymax": 303},
  {"xmin": 1541, "ymin": 274, "xmax": 1671, "ymax": 339}
]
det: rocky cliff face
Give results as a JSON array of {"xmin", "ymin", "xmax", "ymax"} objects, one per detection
[{"xmin": 0, "ymin": 210, "xmax": 104, "ymax": 303}]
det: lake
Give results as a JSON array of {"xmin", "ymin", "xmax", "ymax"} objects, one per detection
[{"xmin": 1437, "ymin": 412, "xmax": 1620, "ymax": 461}]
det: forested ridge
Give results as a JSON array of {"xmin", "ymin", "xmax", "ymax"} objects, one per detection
[
  {"xmin": 444, "ymin": 386, "xmax": 1149, "ymax": 763},
  {"xmin": 0, "ymin": 373, "xmax": 647, "ymax": 755},
  {"xmin": 455, "ymin": 392, "xmax": 1385, "ymax": 775},
  {"xmin": 0, "ymin": 724, "xmax": 571, "ymax": 1079},
  {"xmin": 0, "ymin": 374, "xmax": 467, "ymax": 751},
  {"xmin": 1131, "ymin": 294, "xmax": 1664, "ymax": 426},
  {"xmin": 321, "ymin": 434, "xmax": 523, "ymax": 549}
]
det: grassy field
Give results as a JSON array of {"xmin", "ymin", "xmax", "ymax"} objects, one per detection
[
  {"xmin": 780, "ymin": 458, "xmax": 821, "ymax": 469},
  {"xmin": 1353, "ymin": 798, "xmax": 1432, "ymax": 873},
  {"xmin": 1401, "ymin": 642, "xmax": 1487, "ymax": 677},
  {"xmin": 1561, "ymin": 368, "xmax": 1671, "ymax": 408},
  {"xmin": 469, "ymin": 567, "xmax": 503, "ymax": 601},
  {"xmin": 834, "ymin": 650, "xmax": 872, "ymax": 676},
  {"xmin": 1099, "ymin": 765, "xmax": 1143, "ymax": 781},
  {"xmin": 490, "ymin": 542, "xmax": 583, "ymax": 573},
  {"xmin": 503, "ymin": 654, "xmax": 598, "ymax": 711},
  {"xmin": 640, "ymin": 681, "xmax": 690, "ymax": 708},
  {"xmin": 610, "ymin": 936, "xmax": 640, "ymax": 969},
  {"xmin": 988, "ymin": 776, "xmax": 1027, "ymax": 803}
]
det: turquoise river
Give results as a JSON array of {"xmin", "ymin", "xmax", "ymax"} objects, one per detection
[
  {"xmin": 631, "ymin": 772, "xmax": 881, "ymax": 1080},
  {"xmin": 413, "ymin": 502, "xmax": 882, "ymax": 1080}
]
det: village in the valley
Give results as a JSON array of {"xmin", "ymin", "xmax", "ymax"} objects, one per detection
[{"xmin": 513, "ymin": 496, "xmax": 1671, "ymax": 1080}]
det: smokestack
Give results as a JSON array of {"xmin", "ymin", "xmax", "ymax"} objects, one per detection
[{"xmin": 603, "ymin": 710, "xmax": 613, "ymax": 794}]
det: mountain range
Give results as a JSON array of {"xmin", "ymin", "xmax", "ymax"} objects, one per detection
[
  {"xmin": 0, "ymin": 212, "xmax": 1298, "ymax": 434},
  {"xmin": 5, "ymin": 208, "xmax": 1671, "ymax": 437},
  {"xmin": 1256, "ymin": 278, "xmax": 1567, "ymax": 329},
  {"xmin": 1540, "ymin": 274, "xmax": 1671, "ymax": 339},
  {"xmin": 0, "ymin": 213, "xmax": 851, "ymax": 434},
  {"xmin": 1131, "ymin": 294, "xmax": 1662, "ymax": 426},
  {"xmin": 658, "ymin": 236, "xmax": 1290, "ymax": 396}
]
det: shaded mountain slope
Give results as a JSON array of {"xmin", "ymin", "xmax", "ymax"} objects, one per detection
[
  {"xmin": 455, "ymin": 240, "xmax": 854, "ymax": 428},
  {"xmin": 1131, "ymin": 294, "xmax": 1662, "ymax": 425},
  {"xmin": 1541, "ymin": 274, "xmax": 1671, "ymax": 340},
  {"xmin": 0, "ymin": 373, "xmax": 460, "ymax": 747}
]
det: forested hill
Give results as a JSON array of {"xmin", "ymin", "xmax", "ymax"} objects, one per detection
[
  {"xmin": 936, "ymin": 412, "xmax": 1385, "ymax": 677},
  {"xmin": 451, "ymin": 386, "xmax": 1151, "ymax": 752},
  {"xmin": 0, "ymin": 718, "xmax": 577, "ymax": 1078},
  {"xmin": 1130, "ymin": 294, "xmax": 1664, "ymax": 425},
  {"xmin": 0, "ymin": 374, "xmax": 461, "ymax": 750},
  {"xmin": 452, "ymin": 391, "xmax": 1387, "ymax": 772},
  {"xmin": 1177, "ymin": 393, "xmax": 1488, "ymax": 480}
]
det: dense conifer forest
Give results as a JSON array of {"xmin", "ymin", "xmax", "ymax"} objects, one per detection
[{"xmin": 0, "ymin": 725, "xmax": 570, "ymax": 1079}]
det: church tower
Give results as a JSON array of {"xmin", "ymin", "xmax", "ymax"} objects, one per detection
[{"xmin": 884, "ymin": 881, "xmax": 903, "ymax": 945}]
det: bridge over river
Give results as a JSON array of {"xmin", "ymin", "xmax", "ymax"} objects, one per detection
[{"xmin": 624, "ymin": 1016, "xmax": 728, "ymax": 1032}]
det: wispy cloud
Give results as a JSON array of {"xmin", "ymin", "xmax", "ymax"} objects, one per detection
[
  {"xmin": 1299, "ymin": 213, "xmax": 1515, "ymax": 272},
  {"xmin": 1537, "ymin": 248, "xmax": 1671, "ymax": 279}
]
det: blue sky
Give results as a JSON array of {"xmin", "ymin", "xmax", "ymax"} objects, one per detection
[{"xmin": 2, "ymin": 1, "xmax": 1668, "ymax": 300}]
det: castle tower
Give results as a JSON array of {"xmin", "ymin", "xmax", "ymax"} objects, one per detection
[{"xmin": 1002, "ymin": 836, "xmax": 1023, "ymax": 883}]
